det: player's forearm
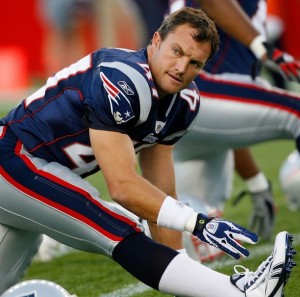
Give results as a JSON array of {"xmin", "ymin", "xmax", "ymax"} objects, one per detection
[
  {"xmin": 137, "ymin": 144, "xmax": 183, "ymax": 249},
  {"xmin": 107, "ymin": 172, "xmax": 195, "ymax": 234},
  {"xmin": 198, "ymin": 0, "xmax": 259, "ymax": 47},
  {"xmin": 138, "ymin": 144, "xmax": 177, "ymax": 199},
  {"xmin": 107, "ymin": 172, "xmax": 168, "ymax": 223},
  {"xmin": 90, "ymin": 129, "xmax": 194, "ymax": 236},
  {"xmin": 147, "ymin": 222, "xmax": 183, "ymax": 250}
]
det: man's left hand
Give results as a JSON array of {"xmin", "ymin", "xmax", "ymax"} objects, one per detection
[{"xmin": 192, "ymin": 214, "xmax": 258, "ymax": 259}]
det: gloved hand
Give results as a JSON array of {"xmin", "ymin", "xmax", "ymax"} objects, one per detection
[
  {"xmin": 250, "ymin": 35, "xmax": 300, "ymax": 82},
  {"xmin": 262, "ymin": 42, "xmax": 300, "ymax": 82},
  {"xmin": 192, "ymin": 214, "xmax": 258, "ymax": 259},
  {"xmin": 249, "ymin": 187, "xmax": 275, "ymax": 240},
  {"xmin": 232, "ymin": 183, "xmax": 275, "ymax": 241}
]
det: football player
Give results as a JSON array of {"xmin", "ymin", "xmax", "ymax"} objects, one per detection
[{"xmin": 0, "ymin": 7, "xmax": 295, "ymax": 297}]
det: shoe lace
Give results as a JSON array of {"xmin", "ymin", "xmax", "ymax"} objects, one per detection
[
  {"xmin": 233, "ymin": 255, "xmax": 273, "ymax": 287},
  {"xmin": 233, "ymin": 265, "xmax": 253, "ymax": 287}
]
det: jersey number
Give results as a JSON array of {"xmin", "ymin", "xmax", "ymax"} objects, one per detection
[
  {"xmin": 180, "ymin": 89, "xmax": 200, "ymax": 111},
  {"xmin": 63, "ymin": 143, "xmax": 97, "ymax": 175}
]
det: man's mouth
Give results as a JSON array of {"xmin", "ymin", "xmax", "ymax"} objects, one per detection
[{"xmin": 168, "ymin": 73, "xmax": 183, "ymax": 83}]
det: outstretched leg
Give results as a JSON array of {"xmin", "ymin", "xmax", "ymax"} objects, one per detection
[
  {"xmin": 113, "ymin": 232, "xmax": 243, "ymax": 297},
  {"xmin": 113, "ymin": 231, "xmax": 296, "ymax": 297}
]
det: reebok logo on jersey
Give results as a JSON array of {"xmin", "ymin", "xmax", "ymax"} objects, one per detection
[
  {"xmin": 100, "ymin": 72, "xmax": 135, "ymax": 124},
  {"xmin": 118, "ymin": 81, "xmax": 134, "ymax": 95}
]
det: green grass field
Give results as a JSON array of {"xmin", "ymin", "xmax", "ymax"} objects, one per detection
[{"xmin": 0, "ymin": 108, "xmax": 299, "ymax": 296}]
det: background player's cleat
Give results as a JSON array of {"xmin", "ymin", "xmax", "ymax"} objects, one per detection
[{"xmin": 230, "ymin": 231, "xmax": 296, "ymax": 297}]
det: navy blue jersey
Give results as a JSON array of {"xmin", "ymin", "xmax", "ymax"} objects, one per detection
[
  {"xmin": 168, "ymin": 0, "xmax": 267, "ymax": 75},
  {"xmin": 1, "ymin": 48, "xmax": 200, "ymax": 176}
]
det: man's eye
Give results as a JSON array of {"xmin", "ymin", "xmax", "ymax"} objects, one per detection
[
  {"xmin": 173, "ymin": 48, "xmax": 180, "ymax": 55},
  {"xmin": 191, "ymin": 61, "xmax": 203, "ymax": 69}
]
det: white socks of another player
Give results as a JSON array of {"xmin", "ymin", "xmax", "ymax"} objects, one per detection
[
  {"xmin": 158, "ymin": 253, "xmax": 244, "ymax": 297},
  {"xmin": 245, "ymin": 172, "xmax": 269, "ymax": 193}
]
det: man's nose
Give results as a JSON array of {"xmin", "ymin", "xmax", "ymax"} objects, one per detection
[{"xmin": 175, "ymin": 58, "xmax": 189, "ymax": 73}]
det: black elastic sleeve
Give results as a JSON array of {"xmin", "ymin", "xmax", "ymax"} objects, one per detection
[{"xmin": 112, "ymin": 233, "xmax": 178, "ymax": 290}]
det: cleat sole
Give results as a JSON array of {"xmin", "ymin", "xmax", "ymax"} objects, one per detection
[{"xmin": 269, "ymin": 232, "xmax": 296, "ymax": 297}]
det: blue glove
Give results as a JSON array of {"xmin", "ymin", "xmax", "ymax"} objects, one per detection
[{"xmin": 192, "ymin": 214, "xmax": 258, "ymax": 259}]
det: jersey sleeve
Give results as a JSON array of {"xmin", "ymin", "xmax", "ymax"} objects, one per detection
[
  {"xmin": 162, "ymin": 110, "xmax": 199, "ymax": 145},
  {"xmin": 160, "ymin": 82, "xmax": 201, "ymax": 145},
  {"xmin": 83, "ymin": 61, "xmax": 142, "ymax": 134}
]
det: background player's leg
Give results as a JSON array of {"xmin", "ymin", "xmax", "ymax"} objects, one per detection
[{"xmin": 175, "ymin": 150, "xmax": 234, "ymax": 210}]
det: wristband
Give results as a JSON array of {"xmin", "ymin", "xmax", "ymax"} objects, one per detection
[
  {"xmin": 245, "ymin": 172, "xmax": 269, "ymax": 193},
  {"xmin": 249, "ymin": 35, "xmax": 267, "ymax": 59},
  {"xmin": 177, "ymin": 248, "xmax": 188, "ymax": 255},
  {"xmin": 157, "ymin": 196, "xmax": 195, "ymax": 231}
]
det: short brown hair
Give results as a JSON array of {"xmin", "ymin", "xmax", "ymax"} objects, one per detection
[{"xmin": 157, "ymin": 7, "xmax": 219, "ymax": 61}]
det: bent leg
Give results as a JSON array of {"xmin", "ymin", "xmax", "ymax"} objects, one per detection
[
  {"xmin": 0, "ymin": 129, "xmax": 143, "ymax": 257},
  {"xmin": 0, "ymin": 224, "xmax": 42, "ymax": 295}
]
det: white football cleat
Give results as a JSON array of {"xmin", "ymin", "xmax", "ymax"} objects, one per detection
[{"xmin": 230, "ymin": 231, "xmax": 296, "ymax": 297}]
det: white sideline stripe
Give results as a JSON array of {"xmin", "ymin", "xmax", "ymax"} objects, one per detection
[
  {"xmin": 98, "ymin": 233, "xmax": 300, "ymax": 297},
  {"xmin": 99, "ymin": 283, "xmax": 151, "ymax": 297}
]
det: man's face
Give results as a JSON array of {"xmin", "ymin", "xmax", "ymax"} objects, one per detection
[{"xmin": 148, "ymin": 23, "xmax": 212, "ymax": 98}]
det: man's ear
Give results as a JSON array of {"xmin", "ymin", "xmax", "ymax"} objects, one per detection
[{"xmin": 152, "ymin": 32, "xmax": 161, "ymax": 50}]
